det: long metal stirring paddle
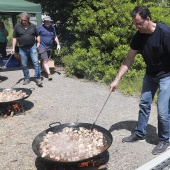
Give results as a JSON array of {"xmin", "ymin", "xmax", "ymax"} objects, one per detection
[{"xmin": 90, "ymin": 91, "xmax": 112, "ymax": 130}]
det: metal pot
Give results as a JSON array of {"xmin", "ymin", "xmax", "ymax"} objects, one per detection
[
  {"xmin": 0, "ymin": 88, "xmax": 33, "ymax": 104},
  {"xmin": 32, "ymin": 122, "xmax": 113, "ymax": 164}
]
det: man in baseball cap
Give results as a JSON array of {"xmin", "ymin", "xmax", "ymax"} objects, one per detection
[
  {"xmin": 37, "ymin": 16, "xmax": 60, "ymax": 81},
  {"xmin": 43, "ymin": 16, "xmax": 53, "ymax": 22}
]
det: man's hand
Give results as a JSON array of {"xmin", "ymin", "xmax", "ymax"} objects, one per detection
[
  {"xmin": 36, "ymin": 42, "xmax": 40, "ymax": 48},
  {"xmin": 57, "ymin": 44, "xmax": 61, "ymax": 51},
  {"xmin": 110, "ymin": 79, "xmax": 119, "ymax": 92},
  {"xmin": 11, "ymin": 48, "xmax": 15, "ymax": 54}
]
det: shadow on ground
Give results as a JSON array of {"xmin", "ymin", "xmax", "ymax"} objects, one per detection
[
  {"xmin": 109, "ymin": 120, "xmax": 159, "ymax": 145},
  {"xmin": 0, "ymin": 76, "xmax": 8, "ymax": 83},
  {"xmin": 10, "ymin": 77, "xmax": 44, "ymax": 88},
  {"xmin": 23, "ymin": 100, "xmax": 34, "ymax": 112},
  {"xmin": 41, "ymin": 69, "xmax": 62, "ymax": 79}
]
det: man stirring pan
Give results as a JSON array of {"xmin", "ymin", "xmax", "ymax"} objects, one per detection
[
  {"xmin": 11, "ymin": 12, "xmax": 42, "ymax": 86},
  {"xmin": 110, "ymin": 5, "xmax": 170, "ymax": 155}
]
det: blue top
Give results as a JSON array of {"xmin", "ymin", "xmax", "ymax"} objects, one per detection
[
  {"xmin": 37, "ymin": 24, "xmax": 56, "ymax": 49},
  {"xmin": 130, "ymin": 23, "xmax": 170, "ymax": 78}
]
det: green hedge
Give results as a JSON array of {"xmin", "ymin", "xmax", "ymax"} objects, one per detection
[{"xmin": 61, "ymin": 1, "xmax": 170, "ymax": 95}]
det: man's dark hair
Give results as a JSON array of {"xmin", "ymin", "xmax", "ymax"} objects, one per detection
[{"xmin": 131, "ymin": 5, "xmax": 151, "ymax": 20}]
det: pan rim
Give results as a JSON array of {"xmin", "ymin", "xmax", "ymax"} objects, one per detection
[{"xmin": 0, "ymin": 88, "xmax": 32, "ymax": 104}]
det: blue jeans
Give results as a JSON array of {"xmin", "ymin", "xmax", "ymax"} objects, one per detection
[
  {"xmin": 19, "ymin": 44, "xmax": 41, "ymax": 79},
  {"xmin": 135, "ymin": 74, "xmax": 170, "ymax": 142}
]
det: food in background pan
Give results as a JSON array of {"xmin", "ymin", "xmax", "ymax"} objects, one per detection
[{"xmin": 0, "ymin": 89, "xmax": 28, "ymax": 102}]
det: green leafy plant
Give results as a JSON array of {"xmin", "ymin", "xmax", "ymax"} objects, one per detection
[{"xmin": 29, "ymin": 0, "xmax": 170, "ymax": 97}]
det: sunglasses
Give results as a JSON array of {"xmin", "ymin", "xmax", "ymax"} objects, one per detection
[
  {"xmin": 44, "ymin": 20, "xmax": 52, "ymax": 23},
  {"xmin": 134, "ymin": 20, "xmax": 146, "ymax": 26}
]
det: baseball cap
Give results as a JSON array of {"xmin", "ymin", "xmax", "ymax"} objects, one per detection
[{"xmin": 43, "ymin": 16, "xmax": 53, "ymax": 22}]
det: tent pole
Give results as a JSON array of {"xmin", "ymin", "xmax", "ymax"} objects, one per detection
[
  {"xmin": 11, "ymin": 15, "xmax": 17, "ymax": 27},
  {"xmin": 36, "ymin": 13, "xmax": 42, "ymax": 26}
]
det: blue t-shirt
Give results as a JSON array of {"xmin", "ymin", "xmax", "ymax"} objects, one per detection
[
  {"xmin": 37, "ymin": 24, "xmax": 56, "ymax": 49},
  {"xmin": 130, "ymin": 23, "xmax": 170, "ymax": 78}
]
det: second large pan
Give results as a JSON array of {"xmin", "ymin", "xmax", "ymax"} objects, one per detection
[
  {"xmin": 32, "ymin": 122, "xmax": 113, "ymax": 164},
  {"xmin": 0, "ymin": 88, "xmax": 33, "ymax": 104}
]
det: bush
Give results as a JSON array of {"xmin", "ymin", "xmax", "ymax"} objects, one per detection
[{"xmin": 62, "ymin": 1, "xmax": 170, "ymax": 96}]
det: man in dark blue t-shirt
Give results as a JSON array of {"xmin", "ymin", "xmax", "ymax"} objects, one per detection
[
  {"xmin": 110, "ymin": 5, "xmax": 170, "ymax": 155},
  {"xmin": 37, "ymin": 16, "xmax": 60, "ymax": 81}
]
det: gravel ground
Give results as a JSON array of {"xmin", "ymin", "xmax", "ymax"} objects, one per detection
[{"xmin": 0, "ymin": 66, "xmax": 161, "ymax": 170}]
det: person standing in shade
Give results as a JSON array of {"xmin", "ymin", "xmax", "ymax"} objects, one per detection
[
  {"xmin": 11, "ymin": 12, "xmax": 42, "ymax": 86},
  {"xmin": 0, "ymin": 21, "xmax": 8, "ymax": 58},
  {"xmin": 110, "ymin": 5, "xmax": 170, "ymax": 155},
  {"xmin": 37, "ymin": 16, "xmax": 61, "ymax": 81}
]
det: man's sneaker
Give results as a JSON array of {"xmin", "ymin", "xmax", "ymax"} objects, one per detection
[
  {"xmin": 152, "ymin": 141, "xmax": 170, "ymax": 155},
  {"xmin": 36, "ymin": 78, "xmax": 43, "ymax": 86},
  {"xmin": 48, "ymin": 74, "xmax": 52, "ymax": 81},
  {"xmin": 23, "ymin": 79, "xmax": 30, "ymax": 85},
  {"xmin": 122, "ymin": 133, "xmax": 145, "ymax": 143}
]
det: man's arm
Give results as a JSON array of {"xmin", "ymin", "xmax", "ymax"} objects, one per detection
[
  {"xmin": 11, "ymin": 38, "xmax": 17, "ymax": 54},
  {"xmin": 54, "ymin": 36, "xmax": 61, "ymax": 51},
  {"xmin": 36, "ymin": 36, "xmax": 40, "ymax": 48},
  {"xmin": 54, "ymin": 36, "xmax": 60, "ymax": 45},
  {"xmin": 110, "ymin": 48, "xmax": 138, "ymax": 92}
]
